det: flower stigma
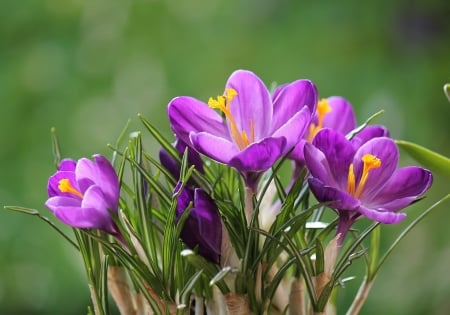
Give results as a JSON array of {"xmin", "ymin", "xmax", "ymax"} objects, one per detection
[
  {"xmin": 208, "ymin": 88, "xmax": 255, "ymax": 150},
  {"xmin": 308, "ymin": 99, "xmax": 332, "ymax": 142},
  {"xmin": 58, "ymin": 178, "xmax": 84, "ymax": 198},
  {"xmin": 347, "ymin": 154, "xmax": 381, "ymax": 198}
]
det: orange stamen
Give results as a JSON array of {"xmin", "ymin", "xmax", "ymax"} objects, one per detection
[
  {"xmin": 347, "ymin": 154, "xmax": 381, "ymax": 198},
  {"xmin": 307, "ymin": 99, "xmax": 332, "ymax": 142},
  {"xmin": 58, "ymin": 178, "xmax": 84, "ymax": 198}
]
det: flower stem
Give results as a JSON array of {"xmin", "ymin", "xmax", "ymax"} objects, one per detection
[
  {"xmin": 346, "ymin": 276, "xmax": 374, "ymax": 315},
  {"xmin": 244, "ymin": 186, "xmax": 254, "ymax": 225}
]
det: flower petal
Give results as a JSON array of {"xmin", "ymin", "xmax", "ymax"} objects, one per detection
[
  {"xmin": 229, "ymin": 137, "xmax": 286, "ymax": 172},
  {"xmin": 168, "ymin": 96, "xmax": 229, "ymax": 145},
  {"xmin": 350, "ymin": 125, "xmax": 390, "ymax": 148},
  {"xmin": 304, "ymin": 143, "xmax": 336, "ymax": 186},
  {"xmin": 323, "ymin": 96, "xmax": 356, "ymax": 134},
  {"xmin": 308, "ymin": 178, "xmax": 360, "ymax": 211},
  {"xmin": 58, "ymin": 159, "xmax": 76, "ymax": 171},
  {"xmin": 81, "ymin": 185, "xmax": 117, "ymax": 231},
  {"xmin": 45, "ymin": 196, "xmax": 81, "ymax": 213},
  {"xmin": 358, "ymin": 205, "xmax": 407, "ymax": 224},
  {"xmin": 367, "ymin": 166, "xmax": 433, "ymax": 211},
  {"xmin": 191, "ymin": 132, "xmax": 238, "ymax": 165},
  {"xmin": 271, "ymin": 79, "xmax": 317, "ymax": 132},
  {"xmin": 92, "ymin": 155, "xmax": 120, "ymax": 211},
  {"xmin": 272, "ymin": 106, "xmax": 311, "ymax": 152},
  {"xmin": 226, "ymin": 70, "xmax": 272, "ymax": 140},
  {"xmin": 312, "ymin": 129, "xmax": 355, "ymax": 190}
]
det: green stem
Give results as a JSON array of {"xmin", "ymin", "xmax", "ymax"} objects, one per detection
[{"xmin": 346, "ymin": 276, "xmax": 374, "ymax": 315}]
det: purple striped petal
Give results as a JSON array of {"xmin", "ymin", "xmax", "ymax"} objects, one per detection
[
  {"xmin": 168, "ymin": 96, "xmax": 229, "ymax": 145},
  {"xmin": 271, "ymin": 79, "xmax": 317, "ymax": 132},
  {"xmin": 226, "ymin": 70, "xmax": 272, "ymax": 140},
  {"xmin": 229, "ymin": 137, "xmax": 286, "ymax": 172},
  {"xmin": 366, "ymin": 166, "xmax": 433, "ymax": 211},
  {"xmin": 358, "ymin": 205, "xmax": 406, "ymax": 224},
  {"xmin": 191, "ymin": 132, "xmax": 238, "ymax": 165},
  {"xmin": 272, "ymin": 106, "xmax": 311, "ymax": 152},
  {"xmin": 312, "ymin": 129, "xmax": 355, "ymax": 190},
  {"xmin": 323, "ymin": 96, "xmax": 356, "ymax": 134},
  {"xmin": 308, "ymin": 178, "xmax": 360, "ymax": 211}
]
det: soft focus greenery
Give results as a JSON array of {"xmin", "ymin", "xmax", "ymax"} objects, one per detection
[{"xmin": 1, "ymin": 0, "xmax": 449, "ymax": 314}]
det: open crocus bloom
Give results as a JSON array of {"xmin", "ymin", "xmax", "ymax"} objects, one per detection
[
  {"xmin": 45, "ymin": 155, "xmax": 120, "ymax": 235},
  {"xmin": 304, "ymin": 128, "xmax": 433, "ymax": 243},
  {"xmin": 168, "ymin": 69, "xmax": 317, "ymax": 192},
  {"xmin": 175, "ymin": 183, "xmax": 222, "ymax": 264}
]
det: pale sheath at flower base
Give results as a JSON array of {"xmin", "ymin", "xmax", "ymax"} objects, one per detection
[
  {"xmin": 168, "ymin": 69, "xmax": 317, "ymax": 192},
  {"xmin": 304, "ymin": 128, "xmax": 433, "ymax": 244},
  {"xmin": 45, "ymin": 155, "xmax": 120, "ymax": 235}
]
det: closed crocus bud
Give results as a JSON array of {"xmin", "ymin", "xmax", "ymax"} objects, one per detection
[
  {"xmin": 174, "ymin": 182, "xmax": 222, "ymax": 264},
  {"xmin": 45, "ymin": 155, "xmax": 120, "ymax": 236}
]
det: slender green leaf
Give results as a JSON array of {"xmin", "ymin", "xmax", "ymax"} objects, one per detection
[{"xmin": 396, "ymin": 140, "xmax": 450, "ymax": 178}]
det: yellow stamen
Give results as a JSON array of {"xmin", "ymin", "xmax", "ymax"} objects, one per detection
[
  {"xmin": 307, "ymin": 99, "xmax": 332, "ymax": 142},
  {"xmin": 58, "ymin": 178, "xmax": 84, "ymax": 198},
  {"xmin": 347, "ymin": 164, "xmax": 355, "ymax": 196},
  {"xmin": 208, "ymin": 88, "xmax": 254, "ymax": 150},
  {"xmin": 347, "ymin": 154, "xmax": 381, "ymax": 198}
]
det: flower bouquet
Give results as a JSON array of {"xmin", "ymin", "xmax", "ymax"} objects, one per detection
[{"xmin": 6, "ymin": 71, "xmax": 450, "ymax": 315}]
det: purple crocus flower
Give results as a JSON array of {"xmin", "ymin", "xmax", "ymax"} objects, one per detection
[
  {"xmin": 168, "ymin": 70, "xmax": 317, "ymax": 192},
  {"xmin": 175, "ymin": 183, "xmax": 222, "ymax": 264},
  {"xmin": 290, "ymin": 96, "xmax": 357, "ymax": 163},
  {"xmin": 304, "ymin": 128, "xmax": 432, "ymax": 244},
  {"xmin": 45, "ymin": 155, "xmax": 120, "ymax": 235}
]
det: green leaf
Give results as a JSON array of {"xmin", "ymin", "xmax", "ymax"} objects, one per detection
[
  {"xmin": 396, "ymin": 140, "xmax": 450, "ymax": 178},
  {"xmin": 368, "ymin": 225, "xmax": 380, "ymax": 280},
  {"xmin": 346, "ymin": 110, "xmax": 384, "ymax": 140}
]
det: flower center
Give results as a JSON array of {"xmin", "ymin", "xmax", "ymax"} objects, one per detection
[
  {"xmin": 58, "ymin": 178, "xmax": 84, "ymax": 198},
  {"xmin": 347, "ymin": 154, "xmax": 381, "ymax": 198},
  {"xmin": 208, "ymin": 88, "xmax": 254, "ymax": 150},
  {"xmin": 307, "ymin": 99, "xmax": 332, "ymax": 142}
]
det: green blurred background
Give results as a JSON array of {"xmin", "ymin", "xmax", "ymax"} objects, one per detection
[{"xmin": 1, "ymin": 0, "xmax": 449, "ymax": 314}]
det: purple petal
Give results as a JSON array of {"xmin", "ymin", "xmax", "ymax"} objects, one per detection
[
  {"xmin": 91, "ymin": 155, "xmax": 120, "ymax": 211},
  {"xmin": 308, "ymin": 178, "xmax": 360, "ymax": 211},
  {"xmin": 350, "ymin": 125, "xmax": 390, "ymax": 148},
  {"xmin": 45, "ymin": 196, "xmax": 81, "ymax": 214},
  {"xmin": 81, "ymin": 185, "xmax": 117, "ymax": 231},
  {"xmin": 168, "ymin": 96, "xmax": 229, "ymax": 145},
  {"xmin": 367, "ymin": 166, "xmax": 433, "ymax": 211},
  {"xmin": 271, "ymin": 79, "xmax": 317, "ymax": 132},
  {"xmin": 312, "ymin": 129, "xmax": 355, "ymax": 190},
  {"xmin": 323, "ymin": 96, "xmax": 356, "ymax": 134},
  {"xmin": 191, "ymin": 132, "xmax": 238, "ymax": 165},
  {"xmin": 304, "ymin": 143, "xmax": 336, "ymax": 187},
  {"xmin": 353, "ymin": 137, "xmax": 398, "ymax": 200},
  {"xmin": 192, "ymin": 188, "xmax": 221, "ymax": 262},
  {"xmin": 75, "ymin": 158, "xmax": 96, "ymax": 193},
  {"xmin": 58, "ymin": 159, "xmax": 76, "ymax": 171},
  {"xmin": 229, "ymin": 137, "xmax": 286, "ymax": 172},
  {"xmin": 272, "ymin": 106, "xmax": 311, "ymax": 152},
  {"xmin": 226, "ymin": 70, "xmax": 272, "ymax": 140},
  {"xmin": 271, "ymin": 83, "xmax": 288, "ymax": 100},
  {"xmin": 289, "ymin": 139, "xmax": 307, "ymax": 163},
  {"xmin": 358, "ymin": 205, "xmax": 407, "ymax": 224}
]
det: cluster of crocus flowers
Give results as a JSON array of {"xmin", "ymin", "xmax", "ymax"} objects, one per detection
[
  {"xmin": 45, "ymin": 154, "xmax": 120, "ymax": 236},
  {"xmin": 305, "ymin": 128, "xmax": 433, "ymax": 244},
  {"xmin": 168, "ymin": 69, "xmax": 317, "ymax": 193}
]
